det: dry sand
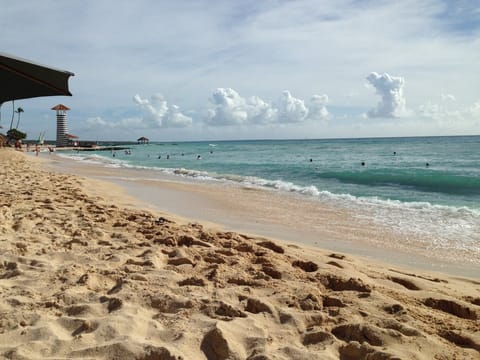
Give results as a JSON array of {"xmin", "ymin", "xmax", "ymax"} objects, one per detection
[{"xmin": 0, "ymin": 148, "xmax": 479, "ymax": 359}]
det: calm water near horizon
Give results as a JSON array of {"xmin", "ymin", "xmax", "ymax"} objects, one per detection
[{"xmin": 58, "ymin": 136, "xmax": 480, "ymax": 265}]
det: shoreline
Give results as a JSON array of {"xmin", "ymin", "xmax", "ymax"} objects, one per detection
[
  {"xmin": 1, "ymin": 149, "xmax": 479, "ymax": 359},
  {"xmin": 43, "ymin": 151, "xmax": 480, "ymax": 278}
]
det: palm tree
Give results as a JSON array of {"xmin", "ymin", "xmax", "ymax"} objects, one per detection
[
  {"xmin": 15, "ymin": 107, "xmax": 24, "ymax": 129},
  {"xmin": 9, "ymin": 100, "xmax": 15, "ymax": 130}
]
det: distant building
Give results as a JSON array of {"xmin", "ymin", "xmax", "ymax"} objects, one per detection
[
  {"xmin": 137, "ymin": 136, "xmax": 149, "ymax": 144},
  {"xmin": 52, "ymin": 104, "xmax": 70, "ymax": 147},
  {"xmin": 65, "ymin": 133, "xmax": 79, "ymax": 147}
]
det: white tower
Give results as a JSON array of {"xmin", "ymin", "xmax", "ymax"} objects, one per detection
[{"xmin": 52, "ymin": 104, "xmax": 70, "ymax": 147}]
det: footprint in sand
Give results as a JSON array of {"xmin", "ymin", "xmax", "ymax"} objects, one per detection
[
  {"xmin": 424, "ymin": 298, "xmax": 478, "ymax": 320},
  {"xmin": 292, "ymin": 260, "xmax": 318, "ymax": 273},
  {"xmin": 320, "ymin": 274, "xmax": 371, "ymax": 293},
  {"xmin": 99, "ymin": 296, "xmax": 123, "ymax": 313},
  {"xmin": 178, "ymin": 277, "xmax": 205, "ymax": 287}
]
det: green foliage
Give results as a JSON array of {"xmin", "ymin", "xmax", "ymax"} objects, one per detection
[{"xmin": 6, "ymin": 128, "xmax": 27, "ymax": 141}]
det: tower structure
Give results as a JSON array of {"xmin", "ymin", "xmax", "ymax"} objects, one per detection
[{"xmin": 52, "ymin": 104, "xmax": 70, "ymax": 147}]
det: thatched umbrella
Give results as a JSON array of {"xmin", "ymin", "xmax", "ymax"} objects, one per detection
[{"xmin": 137, "ymin": 136, "xmax": 149, "ymax": 144}]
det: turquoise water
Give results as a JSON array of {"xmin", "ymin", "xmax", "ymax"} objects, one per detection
[
  {"xmin": 60, "ymin": 136, "xmax": 480, "ymax": 259},
  {"xmin": 70, "ymin": 136, "xmax": 480, "ymax": 208}
]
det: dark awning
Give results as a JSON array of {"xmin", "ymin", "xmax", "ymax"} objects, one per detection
[{"xmin": 0, "ymin": 52, "xmax": 74, "ymax": 105}]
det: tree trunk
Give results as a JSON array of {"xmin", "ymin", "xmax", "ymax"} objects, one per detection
[
  {"xmin": 9, "ymin": 101, "xmax": 15, "ymax": 130},
  {"xmin": 15, "ymin": 112, "xmax": 21, "ymax": 129}
]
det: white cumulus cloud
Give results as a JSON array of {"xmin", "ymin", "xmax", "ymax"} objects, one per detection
[
  {"xmin": 366, "ymin": 72, "xmax": 406, "ymax": 118},
  {"xmin": 468, "ymin": 101, "xmax": 480, "ymax": 117},
  {"xmin": 206, "ymin": 88, "xmax": 249, "ymax": 125},
  {"xmin": 86, "ymin": 116, "xmax": 145, "ymax": 129},
  {"xmin": 276, "ymin": 91, "xmax": 308, "ymax": 123},
  {"xmin": 86, "ymin": 117, "xmax": 110, "ymax": 127},
  {"xmin": 205, "ymin": 88, "xmax": 329, "ymax": 126},
  {"xmin": 247, "ymin": 95, "xmax": 277, "ymax": 124},
  {"xmin": 418, "ymin": 98, "xmax": 480, "ymax": 123},
  {"xmin": 133, "ymin": 94, "xmax": 192, "ymax": 128},
  {"xmin": 307, "ymin": 94, "xmax": 330, "ymax": 121}
]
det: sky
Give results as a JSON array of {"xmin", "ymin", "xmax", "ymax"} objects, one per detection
[{"xmin": 1, "ymin": 0, "xmax": 479, "ymax": 141}]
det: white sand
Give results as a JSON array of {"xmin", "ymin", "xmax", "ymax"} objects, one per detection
[{"xmin": 0, "ymin": 149, "xmax": 479, "ymax": 359}]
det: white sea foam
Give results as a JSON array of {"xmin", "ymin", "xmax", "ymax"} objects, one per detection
[
  {"xmin": 170, "ymin": 168, "xmax": 212, "ymax": 180},
  {"xmin": 58, "ymin": 151, "xmax": 480, "ymax": 257},
  {"xmin": 234, "ymin": 175, "xmax": 480, "ymax": 255},
  {"xmin": 337, "ymin": 195, "xmax": 480, "ymax": 255},
  {"xmin": 57, "ymin": 153, "xmax": 125, "ymax": 167}
]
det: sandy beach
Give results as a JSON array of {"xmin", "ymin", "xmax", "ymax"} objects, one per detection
[
  {"xmin": 44, "ymin": 151, "xmax": 480, "ymax": 278},
  {"xmin": 1, "ymin": 148, "xmax": 479, "ymax": 359}
]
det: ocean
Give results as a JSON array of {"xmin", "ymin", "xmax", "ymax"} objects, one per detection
[{"xmin": 58, "ymin": 136, "xmax": 480, "ymax": 266}]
